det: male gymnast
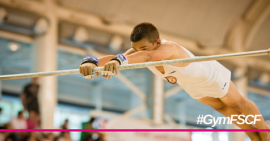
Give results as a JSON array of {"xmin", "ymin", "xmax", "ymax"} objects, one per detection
[{"xmin": 79, "ymin": 22, "xmax": 269, "ymax": 141}]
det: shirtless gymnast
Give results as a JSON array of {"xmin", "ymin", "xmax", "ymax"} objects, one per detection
[{"xmin": 79, "ymin": 22, "xmax": 269, "ymax": 141}]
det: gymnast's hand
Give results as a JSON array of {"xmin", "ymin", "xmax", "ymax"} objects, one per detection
[
  {"xmin": 79, "ymin": 63, "xmax": 99, "ymax": 80},
  {"xmin": 103, "ymin": 60, "xmax": 119, "ymax": 80}
]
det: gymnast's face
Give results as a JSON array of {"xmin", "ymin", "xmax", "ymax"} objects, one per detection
[{"xmin": 132, "ymin": 38, "xmax": 161, "ymax": 51}]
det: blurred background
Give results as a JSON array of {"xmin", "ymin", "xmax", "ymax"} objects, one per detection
[{"xmin": 0, "ymin": 0, "xmax": 270, "ymax": 141}]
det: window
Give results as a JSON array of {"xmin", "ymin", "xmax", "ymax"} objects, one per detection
[{"xmin": 0, "ymin": 95, "xmax": 24, "ymax": 125}]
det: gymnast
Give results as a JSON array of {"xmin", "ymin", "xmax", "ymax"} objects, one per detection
[{"xmin": 79, "ymin": 22, "xmax": 269, "ymax": 141}]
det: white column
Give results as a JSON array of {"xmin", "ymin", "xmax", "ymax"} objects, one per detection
[
  {"xmin": 151, "ymin": 75, "xmax": 164, "ymax": 125},
  {"xmin": 233, "ymin": 67, "xmax": 248, "ymax": 96},
  {"xmin": 229, "ymin": 67, "xmax": 248, "ymax": 141},
  {"xmin": 32, "ymin": 0, "xmax": 58, "ymax": 129}
]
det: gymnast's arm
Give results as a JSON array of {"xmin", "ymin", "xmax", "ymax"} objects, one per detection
[
  {"xmin": 94, "ymin": 48, "xmax": 137, "ymax": 67},
  {"xmin": 126, "ymin": 42, "xmax": 177, "ymax": 63},
  {"xmin": 79, "ymin": 48, "xmax": 137, "ymax": 77},
  {"xmin": 101, "ymin": 43, "xmax": 179, "ymax": 79}
]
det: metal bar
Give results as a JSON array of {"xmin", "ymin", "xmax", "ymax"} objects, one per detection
[{"xmin": 0, "ymin": 49, "xmax": 269, "ymax": 80}]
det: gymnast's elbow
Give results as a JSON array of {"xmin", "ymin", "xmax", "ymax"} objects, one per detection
[
  {"xmin": 136, "ymin": 51, "xmax": 159, "ymax": 62},
  {"xmin": 147, "ymin": 52, "xmax": 161, "ymax": 62},
  {"xmin": 143, "ymin": 52, "xmax": 151, "ymax": 62}
]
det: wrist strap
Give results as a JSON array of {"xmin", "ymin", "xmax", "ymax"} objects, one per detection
[
  {"xmin": 81, "ymin": 56, "xmax": 99, "ymax": 66},
  {"xmin": 110, "ymin": 54, "xmax": 128, "ymax": 65},
  {"xmin": 81, "ymin": 60, "xmax": 98, "ymax": 66},
  {"xmin": 111, "ymin": 58, "xmax": 121, "ymax": 65}
]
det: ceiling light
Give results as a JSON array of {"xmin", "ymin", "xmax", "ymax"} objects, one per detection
[
  {"xmin": 233, "ymin": 67, "xmax": 246, "ymax": 79},
  {"xmin": 259, "ymin": 72, "xmax": 270, "ymax": 84},
  {"xmin": 34, "ymin": 18, "xmax": 49, "ymax": 35},
  {"xmin": 9, "ymin": 42, "xmax": 20, "ymax": 51},
  {"xmin": 109, "ymin": 35, "xmax": 123, "ymax": 52},
  {"xmin": 73, "ymin": 26, "xmax": 89, "ymax": 44}
]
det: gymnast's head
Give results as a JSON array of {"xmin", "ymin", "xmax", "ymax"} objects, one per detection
[{"xmin": 130, "ymin": 22, "xmax": 161, "ymax": 51}]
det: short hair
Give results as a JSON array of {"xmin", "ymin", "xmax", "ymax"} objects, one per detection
[
  {"xmin": 130, "ymin": 22, "xmax": 159, "ymax": 44},
  {"xmin": 18, "ymin": 111, "xmax": 23, "ymax": 116},
  {"xmin": 89, "ymin": 117, "xmax": 96, "ymax": 123}
]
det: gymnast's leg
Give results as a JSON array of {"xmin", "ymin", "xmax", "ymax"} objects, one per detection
[
  {"xmin": 219, "ymin": 81, "xmax": 269, "ymax": 141},
  {"xmin": 197, "ymin": 96, "xmax": 262, "ymax": 141}
]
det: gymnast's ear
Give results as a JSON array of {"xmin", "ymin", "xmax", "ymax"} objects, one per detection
[{"xmin": 156, "ymin": 39, "xmax": 161, "ymax": 46}]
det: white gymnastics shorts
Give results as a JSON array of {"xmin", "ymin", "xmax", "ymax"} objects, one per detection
[{"xmin": 180, "ymin": 61, "xmax": 231, "ymax": 99}]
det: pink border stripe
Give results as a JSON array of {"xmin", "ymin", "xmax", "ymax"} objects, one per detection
[{"xmin": 1, "ymin": 129, "xmax": 270, "ymax": 132}]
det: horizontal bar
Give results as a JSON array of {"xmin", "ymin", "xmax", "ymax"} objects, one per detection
[{"xmin": 0, "ymin": 49, "xmax": 269, "ymax": 80}]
